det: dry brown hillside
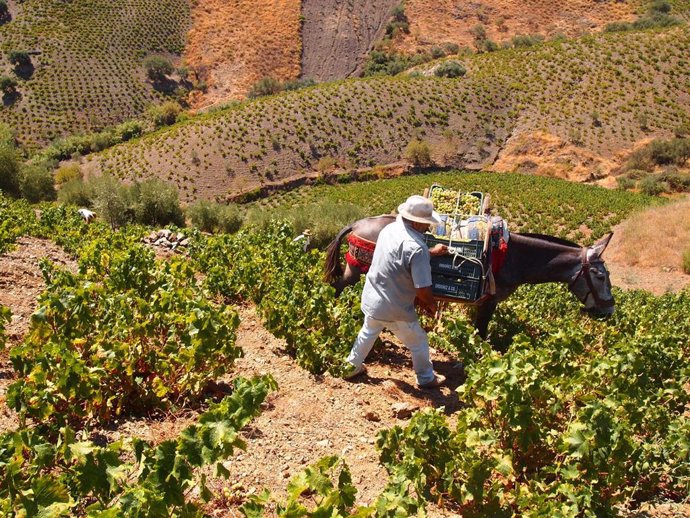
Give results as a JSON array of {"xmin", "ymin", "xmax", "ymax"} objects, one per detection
[
  {"xmin": 185, "ymin": 0, "xmax": 302, "ymax": 107},
  {"xmin": 396, "ymin": 0, "xmax": 637, "ymax": 52},
  {"xmin": 301, "ymin": 0, "xmax": 401, "ymax": 81}
]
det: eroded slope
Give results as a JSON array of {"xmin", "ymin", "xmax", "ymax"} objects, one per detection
[{"xmin": 301, "ymin": 0, "xmax": 401, "ymax": 81}]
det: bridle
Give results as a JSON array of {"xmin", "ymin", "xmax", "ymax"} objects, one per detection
[{"xmin": 568, "ymin": 247, "xmax": 615, "ymax": 309}]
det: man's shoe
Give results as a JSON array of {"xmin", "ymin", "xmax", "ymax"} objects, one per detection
[
  {"xmin": 344, "ymin": 363, "xmax": 367, "ymax": 380},
  {"xmin": 418, "ymin": 373, "xmax": 446, "ymax": 389}
]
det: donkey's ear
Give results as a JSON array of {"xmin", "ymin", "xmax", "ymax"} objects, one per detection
[{"xmin": 591, "ymin": 232, "xmax": 613, "ymax": 257}]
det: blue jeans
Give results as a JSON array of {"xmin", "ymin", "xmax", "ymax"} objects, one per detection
[{"xmin": 346, "ymin": 315, "xmax": 436, "ymax": 385}]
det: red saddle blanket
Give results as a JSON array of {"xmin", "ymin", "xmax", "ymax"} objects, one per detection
[{"xmin": 345, "ymin": 234, "xmax": 376, "ymax": 273}]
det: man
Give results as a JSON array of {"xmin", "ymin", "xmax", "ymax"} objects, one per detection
[{"xmin": 345, "ymin": 195, "xmax": 448, "ymax": 388}]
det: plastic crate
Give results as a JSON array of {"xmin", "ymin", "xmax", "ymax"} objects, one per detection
[
  {"xmin": 430, "ymin": 254, "xmax": 483, "ymax": 281},
  {"xmin": 424, "ymin": 235, "xmax": 483, "ymax": 259},
  {"xmin": 430, "ymin": 274, "xmax": 483, "ymax": 302}
]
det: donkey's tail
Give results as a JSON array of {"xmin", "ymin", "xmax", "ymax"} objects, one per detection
[{"xmin": 324, "ymin": 224, "xmax": 353, "ymax": 283}]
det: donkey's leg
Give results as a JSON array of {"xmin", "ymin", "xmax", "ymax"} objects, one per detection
[
  {"xmin": 333, "ymin": 263, "xmax": 363, "ymax": 296},
  {"xmin": 474, "ymin": 297, "xmax": 498, "ymax": 341}
]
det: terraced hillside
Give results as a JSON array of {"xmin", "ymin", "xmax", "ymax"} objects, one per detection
[
  {"xmin": 85, "ymin": 27, "xmax": 690, "ymax": 201},
  {"xmin": 0, "ymin": 0, "xmax": 190, "ymax": 150}
]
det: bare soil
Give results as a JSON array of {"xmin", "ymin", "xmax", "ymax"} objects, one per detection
[
  {"xmin": 185, "ymin": 0, "xmax": 302, "ymax": 107},
  {"xmin": 396, "ymin": 0, "xmax": 636, "ymax": 53},
  {"xmin": 301, "ymin": 0, "xmax": 401, "ymax": 81}
]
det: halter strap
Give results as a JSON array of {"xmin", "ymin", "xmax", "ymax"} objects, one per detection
[{"xmin": 568, "ymin": 247, "xmax": 615, "ymax": 308}]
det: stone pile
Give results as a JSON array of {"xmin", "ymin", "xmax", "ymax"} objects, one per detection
[{"xmin": 143, "ymin": 229, "xmax": 190, "ymax": 251}]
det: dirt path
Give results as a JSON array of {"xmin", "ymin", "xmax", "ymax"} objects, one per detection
[
  {"xmin": 0, "ymin": 237, "xmax": 77, "ymax": 433},
  {"xmin": 204, "ymin": 305, "xmax": 462, "ymax": 515}
]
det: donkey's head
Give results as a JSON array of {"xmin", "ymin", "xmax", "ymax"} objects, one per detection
[{"xmin": 568, "ymin": 233, "xmax": 615, "ymax": 317}]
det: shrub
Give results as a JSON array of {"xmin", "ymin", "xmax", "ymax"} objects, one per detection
[
  {"xmin": 146, "ymin": 101, "xmax": 181, "ymax": 128},
  {"xmin": 283, "ymin": 78, "xmax": 316, "ymax": 91},
  {"xmin": 317, "ymin": 156, "xmax": 337, "ymax": 173},
  {"xmin": 0, "ymin": 144, "xmax": 20, "ymax": 196},
  {"xmin": 19, "ymin": 165, "xmax": 56, "ymax": 202},
  {"xmin": 143, "ymin": 55, "xmax": 174, "ymax": 81},
  {"xmin": 129, "ymin": 178, "xmax": 185, "ymax": 227},
  {"xmin": 434, "ymin": 60, "xmax": 466, "ymax": 78},
  {"xmin": 616, "ymin": 176, "xmax": 635, "ymax": 191},
  {"xmin": 683, "ymin": 249, "xmax": 690, "ymax": 275},
  {"xmin": 7, "ymin": 50, "xmax": 30, "ymax": 67},
  {"xmin": 405, "ymin": 139, "xmax": 433, "ymax": 168},
  {"xmin": 187, "ymin": 200, "xmax": 243, "ymax": 234},
  {"xmin": 658, "ymin": 169, "xmax": 690, "ymax": 192},
  {"xmin": 430, "ymin": 46, "xmax": 446, "ymax": 59},
  {"xmin": 647, "ymin": 138, "xmax": 690, "ymax": 166},
  {"xmin": 675, "ymin": 122, "xmax": 690, "ymax": 138},
  {"xmin": 91, "ymin": 174, "xmax": 132, "ymax": 228},
  {"xmin": 247, "ymin": 77, "xmax": 282, "ymax": 98},
  {"xmin": 639, "ymin": 175, "xmax": 667, "ymax": 196},
  {"xmin": 54, "ymin": 164, "xmax": 82, "ymax": 185},
  {"xmin": 442, "ymin": 42, "xmax": 460, "ymax": 54},
  {"xmin": 512, "ymin": 34, "xmax": 545, "ymax": 48},
  {"xmin": 57, "ymin": 178, "xmax": 93, "ymax": 207},
  {"xmin": 0, "ymin": 75, "xmax": 17, "ymax": 94},
  {"xmin": 650, "ymin": 0, "xmax": 672, "ymax": 14}
]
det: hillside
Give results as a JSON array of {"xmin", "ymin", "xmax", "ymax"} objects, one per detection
[
  {"xmin": 0, "ymin": 0, "xmax": 191, "ymax": 150},
  {"xmin": 301, "ymin": 0, "xmax": 400, "ymax": 81},
  {"xmin": 185, "ymin": 0, "xmax": 301, "ymax": 108},
  {"xmin": 394, "ymin": 0, "xmax": 638, "ymax": 54},
  {"xmin": 84, "ymin": 26, "xmax": 690, "ymax": 201}
]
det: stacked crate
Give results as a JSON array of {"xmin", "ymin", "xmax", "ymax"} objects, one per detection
[{"xmin": 424, "ymin": 185, "xmax": 490, "ymax": 303}]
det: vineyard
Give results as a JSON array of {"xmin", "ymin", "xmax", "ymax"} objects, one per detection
[
  {"xmin": 85, "ymin": 25, "xmax": 690, "ymax": 200},
  {"xmin": 1, "ymin": 167, "xmax": 689, "ymax": 515},
  {"xmin": 0, "ymin": 0, "xmax": 190, "ymax": 150}
]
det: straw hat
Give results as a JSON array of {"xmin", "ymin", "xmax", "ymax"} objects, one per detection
[{"xmin": 397, "ymin": 195, "xmax": 441, "ymax": 226}]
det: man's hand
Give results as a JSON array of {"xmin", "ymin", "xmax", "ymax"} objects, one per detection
[
  {"xmin": 429, "ymin": 244, "xmax": 449, "ymax": 257},
  {"xmin": 415, "ymin": 287, "xmax": 438, "ymax": 317}
]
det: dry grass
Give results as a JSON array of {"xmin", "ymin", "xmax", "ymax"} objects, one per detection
[
  {"xmin": 185, "ymin": 0, "xmax": 302, "ymax": 107},
  {"xmin": 396, "ymin": 0, "xmax": 636, "ymax": 52},
  {"xmin": 609, "ymin": 195, "xmax": 690, "ymax": 269}
]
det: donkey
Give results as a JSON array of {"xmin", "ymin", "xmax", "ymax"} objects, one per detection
[{"xmin": 324, "ymin": 215, "xmax": 615, "ymax": 340}]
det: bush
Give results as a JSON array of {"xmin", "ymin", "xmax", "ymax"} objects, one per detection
[
  {"xmin": 143, "ymin": 55, "xmax": 174, "ymax": 81},
  {"xmin": 57, "ymin": 178, "xmax": 93, "ymax": 207},
  {"xmin": 54, "ymin": 164, "xmax": 82, "ymax": 185},
  {"xmin": 512, "ymin": 34, "xmax": 545, "ymax": 48},
  {"xmin": 129, "ymin": 178, "xmax": 185, "ymax": 227},
  {"xmin": 247, "ymin": 77, "xmax": 283, "ymax": 98},
  {"xmin": 442, "ymin": 42, "xmax": 460, "ymax": 54},
  {"xmin": 405, "ymin": 139, "xmax": 433, "ymax": 168},
  {"xmin": 91, "ymin": 174, "xmax": 132, "ymax": 228},
  {"xmin": 647, "ymin": 138, "xmax": 690, "ymax": 166},
  {"xmin": 0, "ymin": 75, "xmax": 17, "ymax": 94},
  {"xmin": 658, "ymin": 169, "xmax": 690, "ymax": 192},
  {"xmin": 430, "ymin": 46, "xmax": 446, "ymax": 59},
  {"xmin": 434, "ymin": 60, "xmax": 466, "ymax": 78},
  {"xmin": 283, "ymin": 78, "xmax": 316, "ymax": 91},
  {"xmin": 639, "ymin": 175, "xmax": 668, "ymax": 196},
  {"xmin": 7, "ymin": 50, "xmax": 30, "ymax": 67},
  {"xmin": 187, "ymin": 199, "xmax": 243, "ymax": 234},
  {"xmin": 683, "ymin": 249, "xmax": 690, "ymax": 275},
  {"xmin": 616, "ymin": 176, "xmax": 635, "ymax": 191},
  {"xmin": 650, "ymin": 0, "xmax": 672, "ymax": 14},
  {"xmin": 19, "ymin": 165, "xmax": 56, "ymax": 202},
  {"xmin": 0, "ymin": 144, "xmax": 21, "ymax": 196},
  {"xmin": 146, "ymin": 101, "xmax": 181, "ymax": 128}
]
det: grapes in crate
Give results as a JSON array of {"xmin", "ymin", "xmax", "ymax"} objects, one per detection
[
  {"xmin": 431, "ymin": 188, "xmax": 481, "ymax": 216},
  {"xmin": 430, "ymin": 189, "xmax": 459, "ymax": 214}
]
